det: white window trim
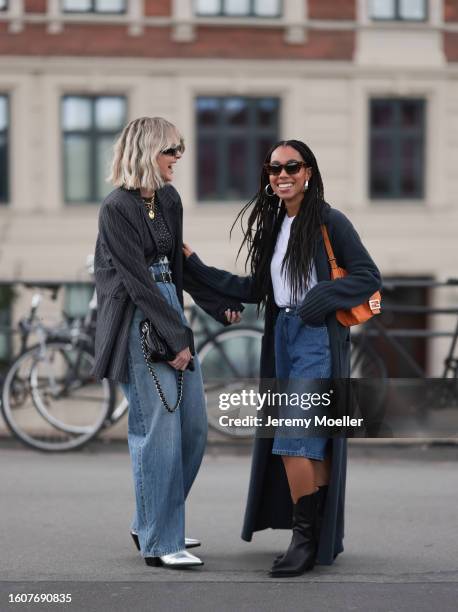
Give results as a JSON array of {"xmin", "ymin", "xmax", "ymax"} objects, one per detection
[
  {"xmin": 0, "ymin": 0, "xmax": 24, "ymax": 33},
  {"xmin": 60, "ymin": 90, "xmax": 128, "ymax": 205},
  {"xmin": 171, "ymin": 0, "xmax": 308, "ymax": 44},
  {"xmin": 0, "ymin": 0, "xmax": 145, "ymax": 36},
  {"xmin": 182, "ymin": 79, "xmax": 287, "ymax": 203},
  {"xmin": 351, "ymin": 82, "xmax": 445, "ymax": 210},
  {"xmin": 358, "ymin": 0, "xmax": 443, "ymax": 29},
  {"xmin": 3, "ymin": 0, "xmax": 448, "ymax": 42},
  {"xmin": 49, "ymin": 0, "xmax": 143, "ymax": 35}
]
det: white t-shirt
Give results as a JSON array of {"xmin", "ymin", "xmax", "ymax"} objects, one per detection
[{"xmin": 270, "ymin": 214, "xmax": 318, "ymax": 307}]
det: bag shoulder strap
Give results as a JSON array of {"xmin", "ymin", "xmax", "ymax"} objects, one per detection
[{"xmin": 320, "ymin": 224, "xmax": 338, "ymax": 271}]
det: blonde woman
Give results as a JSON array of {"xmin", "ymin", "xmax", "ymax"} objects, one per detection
[{"xmin": 92, "ymin": 117, "xmax": 241, "ymax": 569}]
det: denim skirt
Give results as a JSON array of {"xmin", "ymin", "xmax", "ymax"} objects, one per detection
[{"xmin": 271, "ymin": 308, "xmax": 331, "ymax": 461}]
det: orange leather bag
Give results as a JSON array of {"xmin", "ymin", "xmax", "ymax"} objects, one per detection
[{"xmin": 321, "ymin": 225, "xmax": 381, "ymax": 327}]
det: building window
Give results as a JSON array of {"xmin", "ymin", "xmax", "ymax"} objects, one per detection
[
  {"xmin": 0, "ymin": 95, "xmax": 9, "ymax": 204},
  {"xmin": 62, "ymin": 0, "xmax": 126, "ymax": 13},
  {"xmin": 369, "ymin": 0, "xmax": 427, "ymax": 21},
  {"xmin": 196, "ymin": 96, "xmax": 279, "ymax": 201},
  {"xmin": 369, "ymin": 98, "xmax": 425, "ymax": 200},
  {"xmin": 195, "ymin": 0, "xmax": 281, "ymax": 17},
  {"xmin": 0, "ymin": 284, "xmax": 13, "ymax": 366},
  {"xmin": 0, "ymin": 1, "xmax": 8, "ymax": 12},
  {"xmin": 62, "ymin": 95, "xmax": 126, "ymax": 203},
  {"xmin": 64, "ymin": 283, "xmax": 94, "ymax": 319}
]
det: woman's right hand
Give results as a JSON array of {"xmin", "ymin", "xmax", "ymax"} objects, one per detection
[
  {"xmin": 168, "ymin": 346, "xmax": 192, "ymax": 371},
  {"xmin": 183, "ymin": 243, "xmax": 194, "ymax": 259}
]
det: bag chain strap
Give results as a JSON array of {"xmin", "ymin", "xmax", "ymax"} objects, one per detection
[{"xmin": 140, "ymin": 335, "xmax": 184, "ymax": 413}]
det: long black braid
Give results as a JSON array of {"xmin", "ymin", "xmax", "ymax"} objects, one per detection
[{"xmin": 231, "ymin": 139, "xmax": 329, "ymax": 311}]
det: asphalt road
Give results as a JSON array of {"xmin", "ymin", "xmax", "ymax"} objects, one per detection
[{"xmin": 1, "ymin": 443, "xmax": 457, "ymax": 612}]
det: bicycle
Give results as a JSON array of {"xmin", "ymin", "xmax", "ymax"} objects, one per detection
[
  {"xmin": 1, "ymin": 288, "xmax": 402, "ymax": 448},
  {"xmin": 8, "ymin": 276, "xmax": 433, "ymax": 449},
  {"xmin": 1, "ymin": 283, "xmax": 265, "ymax": 448},
  {"xmin": 1, "ymin": 284, "xmax": 114, "ymax": 451},
  {"xmin": 347, "ymin": 278, "xmax": 458, "ymax": 435}
]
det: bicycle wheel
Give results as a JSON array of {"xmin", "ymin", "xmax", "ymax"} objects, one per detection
[
  {"xmin": 198, "ymin": 327, "xmax": 263, "ymax": 438},
  {"xmin": 350, "ymin": 335, "xmax": 388, "ymax": 435},
  {"xmin": 30, "ymin": 341, "xmax": 115, "ymax": 435},
  {"xmin": 2, "ymin": 342, "xmax": 113, "ymax": 451}
]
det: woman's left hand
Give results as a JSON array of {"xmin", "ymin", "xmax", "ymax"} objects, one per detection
[
  {"xmin": 183, "ymin": 243, "xmax": 194, "ymax": 259},
  {"xmin": 225, "ymin": 309, "xmax": 242, "ymax": 324}
]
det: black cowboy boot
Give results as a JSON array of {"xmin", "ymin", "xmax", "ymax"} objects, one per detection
[
  {"xmin": 270, "ymin": 490, "xmax": 319, "ymax": 578},
  {"xmin": 315, "ymin": 484, "xmax": 328, "ymax": 540},
  {"xmin": 273, "ymin": 485, "xmax": 328, "ymax": 568}
]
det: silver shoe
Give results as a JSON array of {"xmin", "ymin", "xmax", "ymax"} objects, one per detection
[{"xmin": 155, "ymin": 550, "xmax": 203, "ymax": 568}]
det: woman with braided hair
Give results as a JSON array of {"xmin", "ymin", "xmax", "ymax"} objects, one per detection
[{"xmin": 184, "ymin": 139, "xmax": 381, "ymax": 577}]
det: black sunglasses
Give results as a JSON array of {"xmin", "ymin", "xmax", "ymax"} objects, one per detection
[
  {"xmin": 264, "ymin": 161, "xmax": 308, "ymax": 176},
  {"xmin": 161, "ymin": 145, "xmax": 183, "ymax": 157}
]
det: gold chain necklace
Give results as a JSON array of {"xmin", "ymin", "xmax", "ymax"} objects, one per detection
[{"xmin": 142, "ymin": 192, "xmax": 156, "ymax": 220}]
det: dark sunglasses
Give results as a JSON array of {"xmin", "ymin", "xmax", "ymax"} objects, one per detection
[
  {"xmin": 264, "ymin": 161, "xmax": 308, "ymax": 176},
  {"xmin": 161, "ymin": 145, "xmax": 183, "ymax": 157}
]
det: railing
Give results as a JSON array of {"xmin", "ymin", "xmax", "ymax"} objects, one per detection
[{"xmin": 0, "ymin": 276, "xmax": 457, "ymax": 363}]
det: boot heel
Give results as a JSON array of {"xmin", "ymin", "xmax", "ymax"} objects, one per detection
[
  {"xmin": 270, "ymin": 490, "xmax": 319, "ymax": 578},
  {"xmin": 272, "ymin": 484, "xmax": 328, "ymax": 568},
  {"xmin": 130, "ymin": 531, "xmax": 140, "ymax": 551}
]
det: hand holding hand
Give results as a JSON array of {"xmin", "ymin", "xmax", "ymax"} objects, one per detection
[
  {"xmin": 225, "ymin": 309, "xmax": 242, "ymax": 324},
  {"xmin": 168, "ymin": 347, "xmax": 192, "ymax": 371}
]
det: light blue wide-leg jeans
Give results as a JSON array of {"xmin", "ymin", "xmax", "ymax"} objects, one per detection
[{"xmin": 120, "ymin": 278, "xmax": 207, "ymax": 557}]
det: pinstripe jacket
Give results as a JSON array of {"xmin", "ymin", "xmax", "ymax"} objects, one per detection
[{"xmin": 91, "ymin": 184, "xmax": 242, "ymax": 383}]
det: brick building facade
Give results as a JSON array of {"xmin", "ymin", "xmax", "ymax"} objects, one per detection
[{"xmin": 0, "ymin": 0, "xmax": 457, "ymax": 375}]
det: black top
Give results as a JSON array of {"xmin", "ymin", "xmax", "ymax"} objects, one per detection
[{"xmin": 146, "ymin": 200, "xmax": 173, "ymax": 259}]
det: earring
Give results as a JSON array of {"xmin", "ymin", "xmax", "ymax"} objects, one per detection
[
  {"xmin": 264, "ymin": 184, "xmax": 276, "ymax": 197},
  {"xmin": 303, "ymin": 180, "xmax": 309, "ymax": 192}
]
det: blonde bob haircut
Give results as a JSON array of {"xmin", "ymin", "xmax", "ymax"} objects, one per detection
[{"xmin": 108, "ymin": 116, "xmax": 185, "ymax": 191}]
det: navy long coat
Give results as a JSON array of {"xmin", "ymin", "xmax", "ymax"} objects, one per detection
[{"xmin": 186, "ymin": 205, "xmax": 382, "ymax": 564}]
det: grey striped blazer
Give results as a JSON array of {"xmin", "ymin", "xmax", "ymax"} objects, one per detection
[{"xmin": 92, "ymin": 184, "xmax": 242, "ymax": 383}]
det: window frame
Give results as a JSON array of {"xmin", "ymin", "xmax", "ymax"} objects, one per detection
[
  {"xmin": 61, "ymin": 0, "xmax": 127, "ymax": 15},
  {"xmin": 61, "ymin": 94, "xmax": 127, "ymax": 205},
  {"xmin": 0, "ymin": 283, "xmax": 13, "ymax": 366},
  {"xmin": 196, "ymin": 95, "xmax": 280, "ymax": 202},
  {"xmin": 194, "ymin": 0, "xmax": 283, "ymax": 18},
  {"xmin": 64, "ymin": 282, "xmax": 95, "ymax": 319},
  {"xmin": 368, "ymin": 97, "xmax": 426, "ymax": 201},
  {"xmin": 369, "ymin": 0, "xmax": 428, "ymax": 23},
  {"xmin": 0, "ymin": 93, "xmax": 9, "ymax": 205}
]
